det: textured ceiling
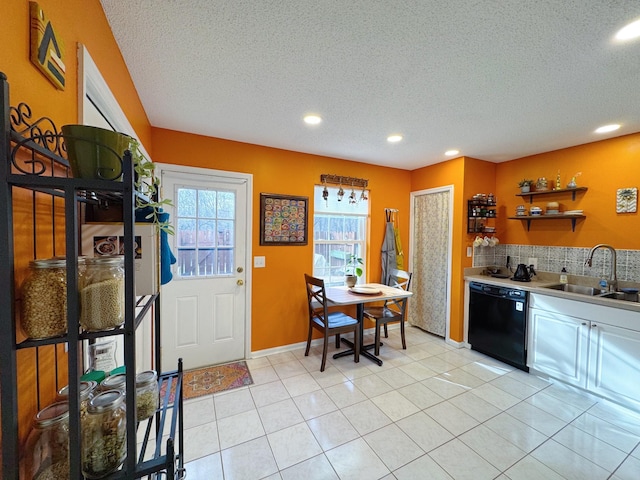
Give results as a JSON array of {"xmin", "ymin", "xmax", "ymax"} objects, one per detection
[{"xmin": 100, "ymin": 1, "xmax": 640, "ymax": 170}]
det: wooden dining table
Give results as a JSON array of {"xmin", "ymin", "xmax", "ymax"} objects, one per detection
[{"xmin": 324, "ymin": 283, "xmax": 413, "ymax": 366}]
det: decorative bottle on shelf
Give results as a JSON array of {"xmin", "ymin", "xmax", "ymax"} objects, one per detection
[{"xmin": 560, "ymin": 268, "xmax": 568, "ymax": 284}]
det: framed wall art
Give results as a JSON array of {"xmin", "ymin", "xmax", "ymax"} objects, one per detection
[
  {"xmin": 616, "ymin": 187, "xmax": 638, "ymax": 213},
  {"xmin": 260, "ymin": 193, "xmax": 308, "ymax": 245}
]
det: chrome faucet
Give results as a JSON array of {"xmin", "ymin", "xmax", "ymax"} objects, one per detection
[{"xmin": 585, "ymin": 244, "xmax": 618, "ymax": 292}]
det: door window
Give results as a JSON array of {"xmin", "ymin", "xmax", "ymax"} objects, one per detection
[{"xmin": 175, "ymin": 186, "xmax": 235, "ymax": 277}]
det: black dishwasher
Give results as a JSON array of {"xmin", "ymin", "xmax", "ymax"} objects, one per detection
[{"xmin": 468, "ymin": 281, "xmax": 528, "ymax": 371}]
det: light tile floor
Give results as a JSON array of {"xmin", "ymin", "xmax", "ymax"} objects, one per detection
[{"xmin": 180, "ymin": 327, "xmax": 640, "ymax": 480}]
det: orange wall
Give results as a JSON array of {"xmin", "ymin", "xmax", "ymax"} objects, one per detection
[
  {"xmin": 2, "ymin": 0, "xmax": 152, "ymax": 444},
  {"xmin": 495, "ymin": 133, "xmax": 640, "ymax": 249},
  {"xmin": 151, "ymin": 128, "xmax": 412, "ymax": 351}
]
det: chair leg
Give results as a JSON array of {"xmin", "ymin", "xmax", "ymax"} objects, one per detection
[
  {"xmin": 335, "ymin": 333, "xmax": 341, "ymax": 348},
  {"xmin": 320, "ymin": 333, "xmax": 329, "ymax": 372},
  {"xmin": 374, "ymin": 321, "xmax": 382, "ymax": 356},
  {"xmin": 400, "ymin": 318, "xmax": 406, "ymax": 350},
  {"xmin": 305, "ymin": 322, "xmax": 313, "ymax": 356},
  {"xmin": 383, "ymin": 324, "xmax": 389, "ymax": 338}
]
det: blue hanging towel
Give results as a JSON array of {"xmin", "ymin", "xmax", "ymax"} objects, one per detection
[{"xmin": 135, "ymin": 207, "xmax": 176, "ymax": 285}]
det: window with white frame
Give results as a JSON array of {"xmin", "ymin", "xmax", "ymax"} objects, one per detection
[{"xmin": 313, "ymin": 185, "xmax": 369, "ymax": 286}]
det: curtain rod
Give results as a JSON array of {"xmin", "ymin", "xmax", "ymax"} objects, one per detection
[{"xmin": 320, "ymin": 174, "xmax": 368, "ymax": 188}]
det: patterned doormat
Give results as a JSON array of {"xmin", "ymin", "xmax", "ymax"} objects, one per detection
[{"xmin": 162, "ymin": 360, "xmax": 253, "ymax": 401}]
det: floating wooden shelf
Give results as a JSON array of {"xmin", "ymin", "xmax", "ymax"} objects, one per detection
[
  {"xmin": 508, "ymin": 214, "xmax": 586, "ymax": 232},
  {"xmin": 516, "ymin": 187, "xmax": 588, "ymax": 203}
]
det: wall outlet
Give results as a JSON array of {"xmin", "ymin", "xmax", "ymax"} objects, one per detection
[
  {"xmin": 466, "ymin": 246, "xmax": 472, "ymax": 257},
  {"xmin": 254, "ymin": 256, "xmax": 266, "ymax": 268},
  {"xmin": 528, "ymin": 257, "xmax": 538, "ymax": 270}
]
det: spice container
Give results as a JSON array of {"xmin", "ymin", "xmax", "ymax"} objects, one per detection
[
  {"xmin": 82, "ymin": 390, "xmax": 127, "ymax": 478},
  {"xmin": 21, "ymin": 257, "xmax": 85, "ymax": 339},
  {"xmin": 80, "ymin": 255, "xmax": 125, "ymax": 331},
  {"xmin": 23, "ymin": 401, "xmax": 70, "ymax": 480},
  {"xmin": 98, "ymin": 373, "xmax": 127, "ymax": 394},
  {"xmin": 136, "ymin": 370, "xmax": 159, "ymax": 421},
  {"xmin": 57, "ymin": 380, "xmax": 97, "ymax": 421}
]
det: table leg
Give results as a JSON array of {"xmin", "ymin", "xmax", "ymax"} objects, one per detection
[{"xmin": 332, "ymin": 302, "xmax": 383, "ymax": 366}]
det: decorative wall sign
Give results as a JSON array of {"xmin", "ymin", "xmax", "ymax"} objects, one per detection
[
  {"xmin": 616, "ymin": 187, "xmax": 637, "ymax": 213},
  {"xmin": 260, "ymin": 193, "xmax": 308, "ymax": 245},
  {"xmin": 30, "ymin": 2, "xmax": 66, "ymax": 90}
]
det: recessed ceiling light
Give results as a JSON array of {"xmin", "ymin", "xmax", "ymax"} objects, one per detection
[
  {"xmin": 387, "ymin": 134, "xmax": 403, "ymax": 143},
  {"xmin": 303, "ymin": 115, "xmax": 322, "ymax": 125},
  {"xmin": 595, "ymin": 124, "xmax": 621, "ymax": 134},
  {"xmin": 615, "ymin": 19, "xmax": 640, "ymax": 41},
  {"xmin": 445, "ymin": 149, "xmax": 460, "ymax": 156}
]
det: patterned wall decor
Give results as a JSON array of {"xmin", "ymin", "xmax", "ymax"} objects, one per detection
[
  {"xmin": 259, "ymin": 193, "xmax": 308, "ymax": 245},
  {"xmin": 30, "ymin": 1, "xmax": 66, "ymax": 89},
  {"xmin": 616, "ymin": 188, "xmax": 637, "ymax": 213}
]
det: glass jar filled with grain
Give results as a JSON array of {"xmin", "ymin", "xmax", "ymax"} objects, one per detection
[
  {"xmin": 23, "ymin": 401, "xmax": 70, "ymax": 480},
  {"xmin": 98, "ymin": 373, "xmax": 127, "ymax": 394},
  {"xmin": 21, "ymin": 257, "xmax": 85, "ymax": 339},
  {"xmin": 82, "ymin": 390, "xmax": 126, "ymax": 478},
  {"xmin": 80, "ymin": 256, "xmax": 124, "ymax": 331},
  {"xmin": 57, "ymin": 380, "xmax": 97, "ymax": 421},
  {"xmin": 135, "ymin": 370, "xmax": 159, "ymax": 421}
]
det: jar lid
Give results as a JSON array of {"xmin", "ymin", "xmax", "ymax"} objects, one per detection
[
  {"xmin": 30, "ymin": 257, "xmax": 86, "ymax": 268},
  {"xmin": 136, "ymin": 370, "xmax": 157, "ymax": 387},
  {"xmin": 58, "ymin": 380, "xmax": 97, "ymax": 400},
  {"xmin": 85, "ymin": 255, "xmax": 124, "ymax": 266},
  {"xmin": 34, "ymin": 401, "xmax": 69, "ymax": 428},
  {"xmin": 88, "ymin": 390, "xmax": 125, "ymax": 412},
  {"xmin": 100, "ymin": 373, "xmax": 127, "ymax": 390}
]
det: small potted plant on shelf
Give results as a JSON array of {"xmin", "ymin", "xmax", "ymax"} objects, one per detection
[
  {"xmin": 344, "ymin": 254, "xmax": 363, "ymax": 288},
  {"xmin": 518, "ymin": 179, "xmax": 534, "ymax": 193}
]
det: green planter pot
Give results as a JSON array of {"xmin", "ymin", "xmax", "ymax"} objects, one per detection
[{"xmin": 62, "ymin": 125, "xmax": 131, "ymax": 181}]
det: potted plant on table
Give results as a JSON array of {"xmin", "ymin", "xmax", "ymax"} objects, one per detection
[
  {"xmin": 344, "ymin": 254, "xmax": 363, "ymax": 288},
  {"xmin": 518, "ymin": 179, "xmax": 534, "ymax": 193}
]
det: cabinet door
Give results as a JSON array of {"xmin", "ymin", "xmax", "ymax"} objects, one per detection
[
  {"xmin": 588, "ymin": 323, "xmax": 640, "ymax": 410},
  {"xmin": 528, "ymin": 307, "xmax": 589, "ymax": 387}
]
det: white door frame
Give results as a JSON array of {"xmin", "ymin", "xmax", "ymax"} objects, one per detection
[
  {"xmin": 409, "ymin": 185, "xmax": 454, "ymax": 344},
  {"xmin": 155, "ymin": 163, "xmax": 253, "ymax": 361}
]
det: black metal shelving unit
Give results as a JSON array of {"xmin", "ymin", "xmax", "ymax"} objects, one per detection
[{"xmin": 0, "ymin": 72, "xmax": 184, "ymax": 479}]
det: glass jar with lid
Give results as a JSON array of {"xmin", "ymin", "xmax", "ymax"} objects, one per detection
[
  {"xmin": 21, "ymin": 257, "xmax": 85, "ymax": 339},
  {"xmin": 80, "ymin": 255, "xmax": 124, "ymax": 331},
  {"xmin": 135, "ymin": 370, "xmax": 159, "ymax": 421},
  {"xmin": 23, "ymin": 401, "xmax": 70, "ymax": 480},
  {"xmin": 98, "ymin": 373, "xmax": 127, "ymax": 394},
  {"xmin": 82, "ymin": 390, "xmax": 127, "ymax": 478},
  {"xmin": 57, "ymin": 380, "xmax": 97, "ymax": 421}
]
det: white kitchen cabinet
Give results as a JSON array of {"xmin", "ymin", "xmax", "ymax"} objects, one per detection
[
  {"xmin": 528, "ymin": 307, "xmax": 589, "ymax": 387},
  {"xmin": 528, "ymin": 293, "xmax": 640, "ymax": 411},
  {"xmin": 588, "ymin": 322, "xmax": 640, "ymax": 409}
]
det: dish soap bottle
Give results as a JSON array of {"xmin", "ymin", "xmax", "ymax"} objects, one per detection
[{"xmin": 560, "ymin": 267, "xmax": 568, "ymax": 284}]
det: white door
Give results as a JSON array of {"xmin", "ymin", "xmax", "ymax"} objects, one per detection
[
  {"xmin": 528, "ymin": 307, "xmax": 589, "ymax": 387},
  {"xmin": 409, "ymin": 187, "xmax": 453, "ymax": 338},
  {"xmin": 588, "ymin": 322, "xmax": 640, "ymax": 409},
  {"xmin": 158, "ymin": 166, "xmax": 251, "ymax": 370}
]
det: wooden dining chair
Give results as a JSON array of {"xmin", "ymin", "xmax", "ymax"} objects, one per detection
[
  {"xmin": 304, "ymin": 274, "xmax": 360, "ymax": 372},
  {"xmin": 363, "ymin": 269, "xmax": 412, "ymax": 355}
]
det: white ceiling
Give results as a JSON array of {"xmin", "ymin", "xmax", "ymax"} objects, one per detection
[{"xmin": 100, "ymin": 1, "xmax": 640, "ymax": 171}]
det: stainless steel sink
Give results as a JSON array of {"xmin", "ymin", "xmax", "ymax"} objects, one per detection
[
  {"xmin": 543, "ymin": 284, "xmax": 600, "ymax": 296},
  {"xmin": 599, "ymin": 291, "xmax": 639, "ymax": 302}
]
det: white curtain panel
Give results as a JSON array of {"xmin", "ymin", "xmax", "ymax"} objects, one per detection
[{"xmin": 409, "ymin": 190, "xmax": 449, "ymax": 336}]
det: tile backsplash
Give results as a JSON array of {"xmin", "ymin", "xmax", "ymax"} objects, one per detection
[{"xmin": 473, "ymin": 244, "xmax": 640, "ymax": 282}]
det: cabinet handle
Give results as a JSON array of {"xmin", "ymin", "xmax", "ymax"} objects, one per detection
[
  {"xmin": 582, "ymin": 322, "xmax": 587, "ymax": 326},
  {"xmin": 592, "ymin": 324, "xmax": 597, "ymax": 328}
]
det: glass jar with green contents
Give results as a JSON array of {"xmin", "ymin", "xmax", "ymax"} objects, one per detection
[
  {"xmin": 82, "ymin": 390, "xmax": 126, "ymax": 478},
  {"xmin": 80, "ymin": 256, "xmax": 124, "ymax": 331},
  {"xmin": 135, "ymin": 370, "xmax": 159, "ymax": 421}
]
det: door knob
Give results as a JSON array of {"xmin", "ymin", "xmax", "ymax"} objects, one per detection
[{"xmin": 237, "ymin": 279, "xmax": 244, "ymax": 286}]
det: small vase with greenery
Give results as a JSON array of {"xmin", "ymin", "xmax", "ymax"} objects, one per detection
[
  {"xmin": 518, "ymin": 179, "xmax": 533, "ymax": 193},
  {"xmin": 344, "ymin": 254, "xmax": 363, "ymax": 287}
]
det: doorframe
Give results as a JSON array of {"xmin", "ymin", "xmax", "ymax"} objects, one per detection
[
  {"xmin": 155, "ymin": 163, "xmax": 253, "ymax": 361},
  {"xmin": 409, "ymin": 185, "xmax": 454, "ymax": 343}
]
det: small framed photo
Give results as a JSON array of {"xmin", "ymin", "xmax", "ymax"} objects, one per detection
[
  {"xmin": 260, "ymin": 193, "xmax": 308, "ymax": 246},
  {"xmin": 616, "ymin": 187, "xmax": 637, "ymax": 213}
]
